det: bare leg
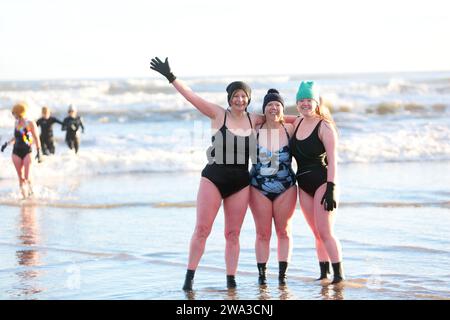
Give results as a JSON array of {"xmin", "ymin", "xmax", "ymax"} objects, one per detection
[
  {"xmin": 223, "ymin": 186, "xmax": 250, "ymax": 276},
  {"xmin": 187, "ymin": 178, "xmax": 222, "ymax": 270},
  {"xmin": 314, "ymin": 184, "xmax": 342, "ymax": 263},
  {"xmin": 12, "ymin": 155, "xmax": 27, "ymax": 198},
  {"xmin": 22, "ymin": 154, "xmax": 33, "ymax": 196},
  {"xmin": 273, "ymin": 186, "xmax": 297, "ymax": 262},
  {"xmin": 249, "ymin": 187, "xmax": 273, "ymax": 263},
  {"xmin": 299, "ymin": 189, "xmax": 330, "ymax": 262}
]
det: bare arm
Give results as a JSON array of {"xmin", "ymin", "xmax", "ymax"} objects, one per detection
[
  {"xmin": 319, "ymin": 121, "xmax": 337, "ymax": 183},
  {"xmin": 284, "ymin": 115, "xmax": 299, "ymax": 124},
  {"xmin": 172, "ymin": 79, "xmax": 223, "ymax": 120},
  {"xmin": 29, "ymin": 121, "xmax": 41, "ymax": 151},
  {"xmin": 151, "ymin": 57, "xmax": 223, "ymax": 120},
  {"xmin": 284, "ymin": 123, "xmax": 295, "ymax": 138},
  {"xmin": 249, "ymin": 113, "xmax": 265, "ymax": 127}
]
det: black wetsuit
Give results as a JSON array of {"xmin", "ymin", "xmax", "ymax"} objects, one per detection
[
  {"xmin": 36, "ymin": 116, "xmax": 63, "ymax": 155},
  {"xmin": 12, "ymin": 120, "xmax": 33, "ymax": 159},
  {"xmin": 201, "ymin": 111, "xmax": 256, "ymax": 198},
  {"xmin": 62, "ymin": 116, "xmax": 84, "ymax": 153},
  {"xmin": 290, "ymin": 119, "xmax": 328, "ymax": 197}
]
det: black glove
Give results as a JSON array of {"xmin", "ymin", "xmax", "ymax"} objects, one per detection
[
  {"xmin": 1, "ymin": 142, "xmax": 7, "ymax": 152},
  {"xmin": 35, "ymin": 150, "xmax": 42, "ymax": 163},
  {"xmin": 321, "ymin": 182, "xmax": 337, "ymax": 211},
  {"xmin": 150, "ymin": 57, "xmax": 176, "ymax": 83}
]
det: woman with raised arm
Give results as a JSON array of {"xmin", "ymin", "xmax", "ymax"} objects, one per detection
[
  {"xmin": 290, "ymin": 81, "xmax": 344, "ymax": 284},
  {"xmin": 249, "ymin": 89, "xmax": 297, "ymax": 286},
  {"xmin": 1, "ymin": 102, "xmax": 42, "ymax": 198},
  {"xmin": 150, "ymin": 57, "xmax": 264, "ymax": 291}
]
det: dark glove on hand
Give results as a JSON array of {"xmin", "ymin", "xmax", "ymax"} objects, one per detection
[
  {"xmin": 150, "ymin": 57, "xmax": 176, "ymax": 83},
  {"xmin": 35, "ymin": 150, "xmax": 42, "ymax": 163},
  {"xmin": 321, "ymin": 182, "xmax": 337, "ymax": 211},
  {"xmin": 1, "ymin": 142, "xmax": 7, "ymax": 152}
]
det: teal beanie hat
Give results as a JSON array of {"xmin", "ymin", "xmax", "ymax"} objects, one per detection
[{"xmin": 296, "ymin": 81, "xmax": 319, "ymax": 103}]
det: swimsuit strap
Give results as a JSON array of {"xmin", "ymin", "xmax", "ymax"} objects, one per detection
[
  {"xmin": 313, "ymin": 120, "xmax": 324, "ymax": 136},
  {"xmin": 281, "ymin": 123, "xmax": 290, "ymax": 140},
  {"xmin": 246, "ymin": 112, "xmax": 253, "ymax": 129},
  {"xmin": 292, "ymin": 117, "xmax": 303, "ymax": 138},
  {"xmin": 224, "ymin": 109, "xmax": 253, "ymax": 131},
  {"xmin": 256, "ymin": 121, "xmax": 266, "ymax": 142},
  {"xmin": 223, "ymin": 110, "xmax": 228, "ymax": 127}
]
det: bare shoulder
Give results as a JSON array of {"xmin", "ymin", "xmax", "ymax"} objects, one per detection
[
  {"xmin": 319, "ymin": 120, "xmax": 337, "ymax": 139},
  {"xmin": 211, "ymin": 107, "xmax": 226, "ymax": 127},
  {"xmin": 283, "ymin": 123, "xmax": 295, "ymax": 136},
  {"xmin": 292, "ymin": 116, "xmax": 303, "ymax": 128},
  {"xmin": 249, "ymin": 113, "xmax": 265, "ymax": 126}
]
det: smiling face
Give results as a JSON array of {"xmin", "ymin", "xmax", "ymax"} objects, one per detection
[
  {"xmin": 297, "ymin": 98, "xmax": 318, "ymax": 118},
  {"xmin": 229, "ymin": 89, "xmax": 249, "ymax": 112},
  {"xmin": 265, "ymin": 101, "xmax": 284, "ymax": 122}
]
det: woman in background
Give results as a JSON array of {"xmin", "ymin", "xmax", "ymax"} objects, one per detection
[{"xmin": 1, "ymin": 102, "xmax": 42, "ymax": 198}]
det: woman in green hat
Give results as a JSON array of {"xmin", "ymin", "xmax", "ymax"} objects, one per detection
[{"xmin": 290, "ymin": 81, "xmax": 344, "ymax": 284}]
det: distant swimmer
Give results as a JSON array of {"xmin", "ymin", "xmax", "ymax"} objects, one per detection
[
  {"xmin": 36, "ymin": 106, "xmax": 63, "ymax": 155},
  {"xmin": 62, "ymin": 104, "xmax": 84, "ymax": 154},
  {"xmin": 1, "ymin": 102, "xmax": 42, "ymax": 199}
]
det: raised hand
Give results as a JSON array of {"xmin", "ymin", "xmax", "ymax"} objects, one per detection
[{"xmin": 150, "ymin": 57, "xmax": 176, "ymax": 83}]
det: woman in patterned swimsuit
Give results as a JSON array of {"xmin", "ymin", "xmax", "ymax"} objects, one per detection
[{"xmin": 249, "ymin": 89, "xmax": 297, "ymax": 286}]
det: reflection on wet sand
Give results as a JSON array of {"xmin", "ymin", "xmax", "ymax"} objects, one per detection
[
  {"xmin": 15, "ymin": 203, "xmax": 44, "ymax": 298},
  {"xmin": 278, "ymin": 284, "xmax": 295, "ymax": 300},
  {"xmin": 320, "ymin": 283, "xmax": 345, "ymax": 300}
]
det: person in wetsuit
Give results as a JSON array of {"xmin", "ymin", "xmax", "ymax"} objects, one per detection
[
  {"xmin": 249, "ymin": 89, "xmax": 297, "ymax": 286},
  {"xmin": 36, "ymin": 106, "xmax": 63, "ymax": 155},
  {"xmin": 151, "ymin": 57, "xmax": 269, "ymax": 291},
  {"xmin": 1, "ymin": 102, "xmax": 42, "ymax": 198},
  {"xmin": 62, "ymin": 105, "xmax": 84, "ymax": 154},
  {"xmin": 290, "ymin": 81, "xmax": 344, "ymax": 284}
]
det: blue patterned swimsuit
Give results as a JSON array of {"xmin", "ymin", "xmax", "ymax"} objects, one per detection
[{"xmin": 250, "ymin": 124, "xmax": 296, "ymax": 201}]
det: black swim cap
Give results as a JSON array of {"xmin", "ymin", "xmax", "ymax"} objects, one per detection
[
  {"xmin": 262, "ymin": 89, "xmax": 284, "ymax": 113},
  {"xmin": 226, "ymin": 81, "xmax": 252, "ymax": 106}
]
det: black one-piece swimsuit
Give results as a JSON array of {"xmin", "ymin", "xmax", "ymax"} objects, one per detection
[
  {"xmin": 290, "ymin": 119, "xmax": 328, "ymax": 197},
  {"xmin": 201, "ymin": 111, "xmax": 256, "ymax": 199}
]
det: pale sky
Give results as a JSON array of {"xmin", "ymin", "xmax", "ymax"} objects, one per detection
[{"xmin": 0, "ymin": 0, "xmax": 449, "ymax": 80}]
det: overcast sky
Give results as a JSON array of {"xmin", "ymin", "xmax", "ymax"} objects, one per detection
[{"xmin": 1, "ymin": 0, "xmax": 449, "ymax": 80}]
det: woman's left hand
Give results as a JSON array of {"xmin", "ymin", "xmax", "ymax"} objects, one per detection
[{"xmin": 321, "ymin": 182, "xmax": 337, "ymax": 211}]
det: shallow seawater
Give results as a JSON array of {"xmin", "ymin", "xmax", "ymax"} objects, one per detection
[{"xmin": 0, "ymin": 161, "xmax": 449, "ymax": 300}]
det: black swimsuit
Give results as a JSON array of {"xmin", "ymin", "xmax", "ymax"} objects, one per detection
[
  {"xmin": 12, "ymin": 120, "xmax": 33, "ymax": 160},
  {"xmin": 290, "ymin": 119, "xmax": 327, "ymax": 197},
  {"xmin": 201, "ymin": 111, "xmax": 256, "ymax": 199}
]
